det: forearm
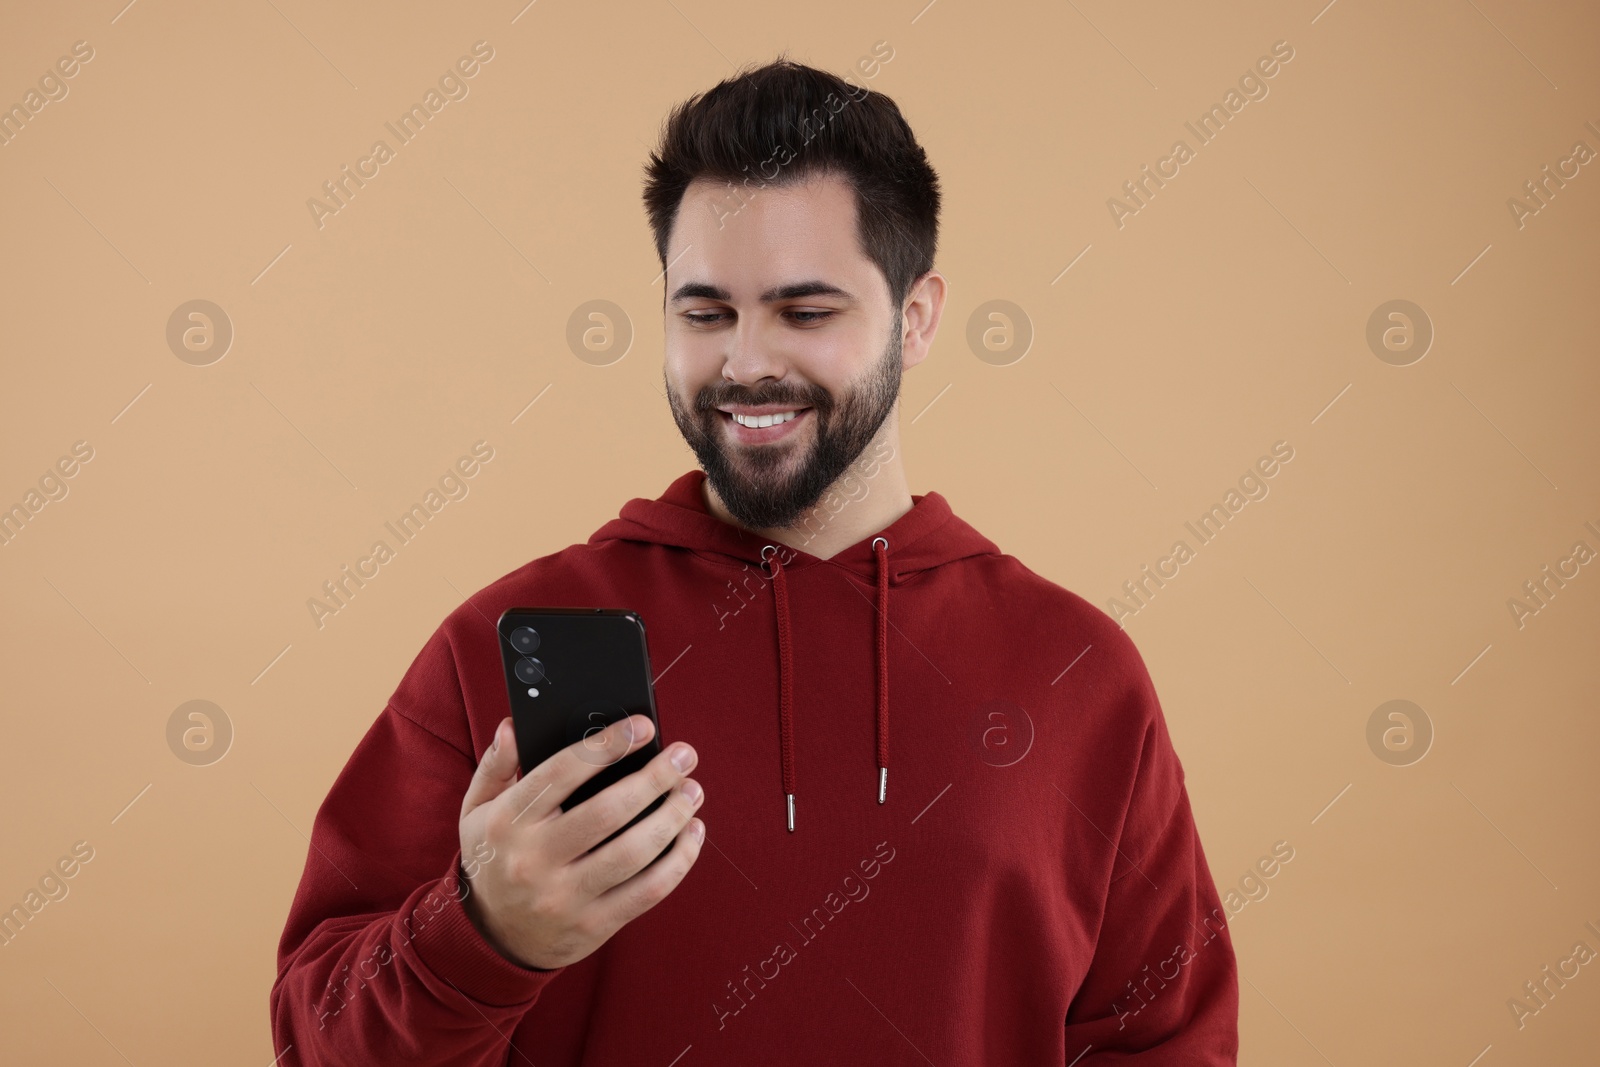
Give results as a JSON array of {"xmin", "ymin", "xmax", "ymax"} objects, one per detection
[{"xmin": 271, "ymin": 859, "xmax": 559, "ymax": 1065}]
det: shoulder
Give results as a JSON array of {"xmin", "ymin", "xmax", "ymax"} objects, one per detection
[
  {"xmin": 962, "ymin": 551, "xmax": 1152, "ymax": 681},
  {"xmin": 978, "ymin": 557, "xmax": 1187, "ymax": 853},
  {"xmin": 386, "ymin": 541, "xmax": 616, "ymax": 739},
  {"xmin": 438, "ymin": 540, "xmax": 632, "ymax": 635},
  {"xmin": 954, "ymin": 551, "xmax": 1170, "ymax": 772}
]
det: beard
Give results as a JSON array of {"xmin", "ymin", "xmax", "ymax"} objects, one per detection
[{"xmin": 666, "ymin": 317, "xmax": 903, "ymax": 530}]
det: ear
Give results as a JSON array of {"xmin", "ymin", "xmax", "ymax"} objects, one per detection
[{"xmin": 899, "ymin": 269, "xmax": 947, "ymax": 372}]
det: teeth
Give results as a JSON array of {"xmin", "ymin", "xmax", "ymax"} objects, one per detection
[{"xmin": 732, "ymin": 410, "xmax": 800, "ymax": 429}]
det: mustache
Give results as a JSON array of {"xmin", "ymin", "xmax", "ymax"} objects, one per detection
[{"xmin": 693, "ymin": 382, "xmax": 831, "ymax": 414}]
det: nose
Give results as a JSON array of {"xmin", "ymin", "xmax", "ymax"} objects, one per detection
[{"xmin": 721, "ymin": 318, "xmax": 788, "ymax": 389}]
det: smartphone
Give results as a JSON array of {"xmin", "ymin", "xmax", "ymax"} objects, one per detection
[{"xmin": 496, "ymin": 607, "xmax": 669, "ymax": 855}]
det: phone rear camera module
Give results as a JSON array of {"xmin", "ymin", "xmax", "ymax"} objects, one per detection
[
  {"xmin": 509, "ymin": 626, "xmax": 540, "ymax": 654},
  {"xmin": 514, "ymin": 657, "xmax": 546, "ymax": 684}
]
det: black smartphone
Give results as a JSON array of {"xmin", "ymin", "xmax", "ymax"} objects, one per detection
[{"xmin": 495, "ymin": 607, "xmax": 669, "ymax": 854}]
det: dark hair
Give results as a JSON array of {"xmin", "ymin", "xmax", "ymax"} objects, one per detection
[{"xmin": 642, "ymin": 54, "xmax": 941, "ymax": 310}]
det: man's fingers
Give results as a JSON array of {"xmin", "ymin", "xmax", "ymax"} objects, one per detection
[
  {"xmin": 461, "ymin": 717, "xmax": 520, "ymax": 816},
  {"xmin": 496, "ymin": 713, "xmax": 657, "ymax": 830},
  {"xmin": 570, "ymin": 775, "xmax": 703, "ymax": 900},
  {"xmin": 591, "ymin": 817, "xmax": 705, "ymax": 932},
  {"xmin": 552, "ymin": 737, "xmax": 694, "ymax": 861}
]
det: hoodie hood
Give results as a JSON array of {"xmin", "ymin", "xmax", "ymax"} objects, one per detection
[{"xmin": 590, "ymin": 468, "xmax": 1000, "ymax": 831}]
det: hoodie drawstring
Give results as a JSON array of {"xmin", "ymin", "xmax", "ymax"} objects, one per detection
[
  {"xmin": 763, "ymin": 537, "xmax": 890, "ymax": 832},
  {"xmin": 763, "ymin": 545, "xmax": 798, "ymax": 832},
  {"xmin": 872, "ymin": 536, "xmax": 889, "ymax": 807}
]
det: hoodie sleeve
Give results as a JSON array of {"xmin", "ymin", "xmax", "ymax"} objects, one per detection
[
  {"xmin": 1063, "ymin": 638, "xmax": 1240, "ymax": 1063},
  {"xmin": 269, "ymin": 625, "xmax": 563, "ymax": 1065}
]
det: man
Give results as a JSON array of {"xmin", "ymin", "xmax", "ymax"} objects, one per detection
[{"xmin": 271, "ymin": 57, "xmax": 1239, "ymax": 1064}]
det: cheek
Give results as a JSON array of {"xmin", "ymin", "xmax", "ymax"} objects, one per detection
[
  {"xmin": 808, "ymin": 323, "xmax": 891, "ymax": 394},
  {"xmin": 662, "ymin": 343, "xmax": 717, "ymax": 398}
]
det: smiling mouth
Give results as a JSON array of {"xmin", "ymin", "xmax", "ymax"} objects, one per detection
[
  {"xmin": 730, "ymin": 409, "xmax": 803, "ymax": 428},
  {"xmin": 718, "ymin": 406, "xmax": 812, "ymax": 442}
]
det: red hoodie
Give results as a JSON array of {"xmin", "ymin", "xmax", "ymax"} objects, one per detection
[{"xmin": 270, "ymin": 468, "xmax": 1239, "ymax": 1064}]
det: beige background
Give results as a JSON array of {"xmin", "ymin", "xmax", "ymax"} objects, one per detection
[{"xmin": 2, "ymin": 0, "xmax": 1597, "ymax": 1062}]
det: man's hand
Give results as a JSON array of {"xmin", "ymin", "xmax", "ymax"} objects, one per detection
[{"xmin": 458, "ymin": 714, "xmax": 705, "ymax": 970}]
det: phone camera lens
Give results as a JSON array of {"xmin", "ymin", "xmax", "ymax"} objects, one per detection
[
  {"xmin": 509, "ymin": 626, "xmax": 540, "ymax": 654},
  {"xmin": 515, "ymin": 657, "xmax": 546, "ymax": 684}
]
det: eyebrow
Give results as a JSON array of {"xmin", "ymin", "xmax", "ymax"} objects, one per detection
[{"xmin": 668, "ymin": 280, "xmax": 856, "ymax": 304}]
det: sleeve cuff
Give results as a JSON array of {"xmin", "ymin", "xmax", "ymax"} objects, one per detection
[{"xmin": 406, "ymin": 850, "xmax": 566, "ymax": 1008}]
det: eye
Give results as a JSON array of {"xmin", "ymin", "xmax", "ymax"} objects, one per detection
[
  {"xmin": 682, "ymin": 308, "xmax": 836, "ymax": 327},
  {"xmin": 786, "ymin": 309, "xmax": 835, "ymax": 325}
]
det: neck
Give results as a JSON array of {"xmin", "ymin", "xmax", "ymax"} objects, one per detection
[{"xmin": 701, "ymin": 423, "xmax": 912, "ymax": 561}]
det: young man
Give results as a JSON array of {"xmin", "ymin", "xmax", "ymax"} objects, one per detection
[{"xmin": 271, "ymin": 58, "xmax": 1239, "ymax": 1064}]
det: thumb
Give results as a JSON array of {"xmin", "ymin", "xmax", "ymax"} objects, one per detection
[{"xmin": 461, "ymin": 717, "xmax": 519, "ymax": 814}]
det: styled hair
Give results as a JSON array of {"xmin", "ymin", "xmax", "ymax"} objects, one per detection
[{"xmin": 642, "ymin": 54, "xmax": 941, "ymax": 309}]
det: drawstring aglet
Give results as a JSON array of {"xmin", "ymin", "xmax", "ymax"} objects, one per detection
[
  {"xmin": 878, "ymin": 767, "xmax": 887, "ymax": 804},
  {"xmin": 786, "ymin": 793, "xmax": 795, "ymax": 832}
]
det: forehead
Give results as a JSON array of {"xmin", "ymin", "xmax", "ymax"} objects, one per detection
[{"xmin": 666, "ymin": 171, "xmax": 876, "ymax": 296}]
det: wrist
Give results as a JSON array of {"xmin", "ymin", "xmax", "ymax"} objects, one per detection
[{"xmin": 457, "ymin": 867, "xmax": 555, "ymax": 972}]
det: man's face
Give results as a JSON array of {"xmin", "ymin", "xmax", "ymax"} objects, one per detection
[{"xmin": 662, "ymin": 171, "xmax": 910, "ymax": 530}]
